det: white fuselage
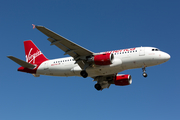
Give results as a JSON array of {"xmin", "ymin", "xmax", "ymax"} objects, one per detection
[{"xmin": 36, "ymin": 47, "xmax": 170, "ymax": 77}]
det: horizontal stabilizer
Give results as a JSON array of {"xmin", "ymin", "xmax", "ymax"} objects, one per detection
[{"xmin": 7, "ymin": 56, "xmax": 35, "ymax": 68}]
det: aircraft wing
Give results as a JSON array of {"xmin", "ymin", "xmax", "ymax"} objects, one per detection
[
  {"xmin": 35, "ymin": 25, "xmax": 94, "ymax": 69},
  {"xmin": 35, "ymin": 25, "xmax": 94, "ymax": 57}
]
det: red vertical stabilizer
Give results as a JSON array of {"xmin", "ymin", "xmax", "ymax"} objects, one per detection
[{"xmin": 24, "ymin": 40, "xmax": 48, "ymax": 65}]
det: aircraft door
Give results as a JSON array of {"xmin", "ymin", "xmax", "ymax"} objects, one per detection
[
  {"xmin": 139, "ymin": 47, "xmax": 145, "ymax": 56},
  {"xmin": 44, "ymin": 61, "xmax": 49, "ymax": 70}
]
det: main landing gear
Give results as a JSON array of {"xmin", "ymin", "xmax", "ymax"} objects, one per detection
[
  {"xmin": 94, "ymin": 83, "xmax": 102, "ymax": 91},
  {"xmin": 142, "ymin": 67, "xmax": 148, "ymax": 77},
  {"xmin": 80, "ymin": 64, "xmax": 89, "ymax": 78},
  {"xmin": 80, "ymin": 70, "xmax": 88, "ymax": 78}
]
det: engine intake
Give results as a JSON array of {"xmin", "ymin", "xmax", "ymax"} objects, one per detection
[
  {"xmin": 114, "ymin": 74, "xmax": 132, "ymax": 86},
  {"xmin": 90, "ymin": 53, "xmax": 114, "ymax": 65}
]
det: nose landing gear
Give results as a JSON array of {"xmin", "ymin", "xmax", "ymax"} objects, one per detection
[{"xmin": 142, "ymin": 67, "xmax": 148, "ymax": 77}]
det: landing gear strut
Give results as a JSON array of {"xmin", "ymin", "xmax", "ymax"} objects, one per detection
[
  {"xmin": 142, "ymin": 67, "xmax": 148, "ymax": 77},
  {"xmin": 80, "ymin": 70, "xmax": 88, "ymax": 78},
  {"xmin": 94, "ymin": 83, "xmax": 102, "ymax": 91}
]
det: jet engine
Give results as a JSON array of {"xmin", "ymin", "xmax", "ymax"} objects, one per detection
[
  {"xmin": 88, "ymin": 53, "xmax": 114, "ymax": 65},
  {"xmin": 113, "ymin": 74, "xmax": 132, "ymax": 86}
]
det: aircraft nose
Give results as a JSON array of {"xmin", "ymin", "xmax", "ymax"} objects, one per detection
[{"xmin": 162, "ymin": 52, "xmax": 171, "ymax": 61}]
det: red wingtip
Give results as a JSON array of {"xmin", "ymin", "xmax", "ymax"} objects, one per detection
[{"xmin": 32, "ymin": 24, "xmax": 36, "ymax": 29}]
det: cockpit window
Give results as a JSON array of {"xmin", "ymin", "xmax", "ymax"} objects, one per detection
[{"xmin": 152, "ymin": 49, "xmax": 160, "ymax": 51}]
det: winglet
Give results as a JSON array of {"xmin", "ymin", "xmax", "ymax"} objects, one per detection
[{"xmin": 32, "ymin": 24, "xmax": 36, "ymax": 29}]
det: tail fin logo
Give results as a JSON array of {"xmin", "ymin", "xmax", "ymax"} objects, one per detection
[{"xmin": 26, "ymin": 48, "xmax": 43, "ymax": 64}]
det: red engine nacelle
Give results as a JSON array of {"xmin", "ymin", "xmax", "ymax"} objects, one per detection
[
  {"xmin": 114, "ymin": 74, "xmax": 132, "ymax": 86},
  {"xmin": 93, "ymin": 53, "xmax": 114, "ymax": 65}
]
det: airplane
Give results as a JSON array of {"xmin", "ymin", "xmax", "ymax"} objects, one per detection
[{"xmin": 7, "ymin": 25, "xmax": 171, "ymax": 91}]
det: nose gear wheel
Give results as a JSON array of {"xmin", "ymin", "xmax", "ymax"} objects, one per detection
[{"xmin": 142, "ymin": 67, "xmax": 148, "ymax": 77}]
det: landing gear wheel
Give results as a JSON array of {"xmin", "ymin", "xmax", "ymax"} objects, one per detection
[
  {"xmin": 80, "ymin": 70, "xmax": 88, "ymax": 78},
  {"xmin": 94, "ymin": 83, "xmax": 102, "ymax": 91},
  {"xmin": 143, "ymin": 72, "xmax": 148, "ymax": 77},
  {"xmin": 142, "ymin": 67, "xmax": 148, "ymax": 78}
]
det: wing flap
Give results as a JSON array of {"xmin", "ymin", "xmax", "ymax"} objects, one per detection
[
  {"xmin": 47, "ymin": 37, "xmax": 76, "ymax": 57},
  {"xmin": 7, "ymin": 56, "xmax": 35, "ymax": 68}
]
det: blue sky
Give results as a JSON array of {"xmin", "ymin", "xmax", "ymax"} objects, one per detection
[{"xmin": 1, "ymin": 0, "xmax": 179, "ymax": 120}]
